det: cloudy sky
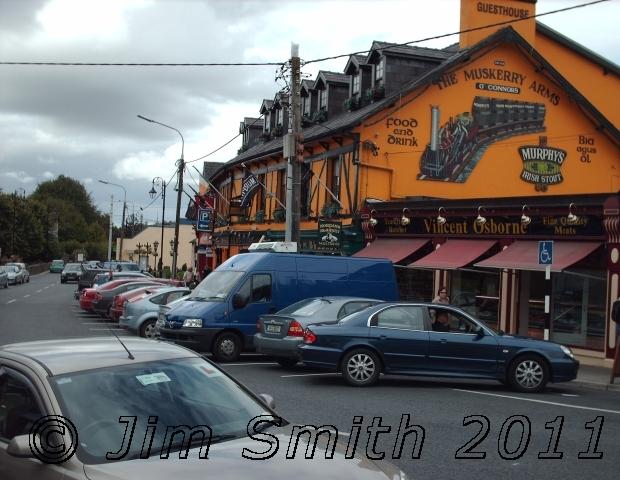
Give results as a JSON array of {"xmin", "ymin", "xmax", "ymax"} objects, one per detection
[{"xmin": 1, "ymin": 0, "xmax": 618, "ymax": 225}]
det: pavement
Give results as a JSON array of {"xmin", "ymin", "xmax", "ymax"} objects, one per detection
[{"xmin": 572, "ymin": 364, "xmax": 620, "ymax": 391}]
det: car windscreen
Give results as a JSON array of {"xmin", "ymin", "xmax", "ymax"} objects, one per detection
[
  {"xmin": 50, "ymin": 357, "xmax": 274, "ymax": 464},
  {"xmin": 188, "ymin": 270, "xmax": 245, "ymax": 301},
  {"xmin": 64, "ymin": 263, "xmax": 81, "ymax": 271}
]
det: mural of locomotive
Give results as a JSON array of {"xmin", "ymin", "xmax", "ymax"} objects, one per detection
[{"xmin": 418, "ymin": 96, "xmax": 546, "ymax": 182}]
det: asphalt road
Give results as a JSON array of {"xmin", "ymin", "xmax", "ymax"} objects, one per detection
[{"xmin": 1, "ymin": 272, "xmax": 619, "ymax": 479}]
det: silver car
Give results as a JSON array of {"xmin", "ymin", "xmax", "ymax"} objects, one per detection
[
  {"xmin": 4, "ymin": 265, "xmax": 25, "ymax": 285},
  {"xmin": 6, "ymin": 263, "xmax": 29, "ymax": 283},
  {"xmin": 119, "ymin": 286, "xmax": 190, "ymax": 338},
  {"xmin": 255, "ymin": 296, "xmax": 383, "ymax": 367},
  {"xmin": 0, "ymin": 266, "xmax": 9, "ymax": 288},
  {"xmin": 0, "ymin": 337, "xmax": 406, "ymax": 480}
]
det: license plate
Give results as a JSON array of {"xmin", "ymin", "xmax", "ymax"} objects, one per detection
[{"xmin": 265, "ymin": 324, "xmax": 281, "ymax": 334}]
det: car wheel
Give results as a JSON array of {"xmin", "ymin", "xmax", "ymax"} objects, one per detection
[
  {"xmin": 341, "ymin": 349, "xmax": 381, "ymax": 387},
  {"xmin": 140, "ymin": 320, "xmax": 158, "ymax": 339},
  {"xmin": 275, "ymin": 357, "xmax": 298, "ymax": 368},
  {"xmin": 212, "ymin": 332, "xmax": 242, "ymax": 363},
  {"xmin": 508, "ymin": 354, "xmax": 549, "ymax": 393}
]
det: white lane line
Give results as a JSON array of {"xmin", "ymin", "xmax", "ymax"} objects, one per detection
[
  {"xmin": 453, "ymin": 389, "xmax": 620, "ymax": 415},
  {"xmin": 82, "ymin": 322, "xmax": 118, "ymax": 325},
  {"xmin": 561, "ymin": 394, "xmax": 579, "ymax": 397},
  {"xmin": 7, "ymin": 299, "xmax": 16, "ymax": 304},
  {"xmin": 36, "ymin": 289, "xmax": 42, "ymax": 293},
  {"xmin": 43, "ymin": 286, "xmax": 49, "ymax": 289},
  {"xmin": 23, "ymin": 294, "xmax": 31, "ymax": 298},
  {"xmin": 221, "ymin": 362, "xmax": 279, "ymax": 367},
  {"xmin": 89, "ymin": 328, "xmax": 126, "ymax": 332},
  {"xmin": 281, "ymin": 372, "xmax": 339, "ymax": 378}
]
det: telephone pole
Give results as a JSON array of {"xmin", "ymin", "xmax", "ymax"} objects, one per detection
[{"xmin": 284, "ymin": 43, "xmax": 302, "ymax": 244}]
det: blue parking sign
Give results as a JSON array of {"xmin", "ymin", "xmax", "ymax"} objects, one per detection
[
  {"xmin": 538, "ymin": 240, "xmax": 553, "ymax": 265},
  {"xmin": 197, "ymin": 208, "xmax": 213, "ymax": 232}
]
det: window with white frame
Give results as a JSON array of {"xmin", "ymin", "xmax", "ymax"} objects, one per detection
[
  {"xmin": 303, "ymin": 96, "xmax": 310, "ymax": 115},
  {"xmin": 319, "ymin": 88, "xmax": 328, "ymax": 109},
  {"xmin": 264, "ymin": 114, "xmax": 270, "ymax": 132},
  {"xmin": 375, "ymin": 58, "xmax": 384, "ymax": 81},
  {"xmin": 352, "ymin": 73, "xmax": 360, "ymax": 94},
  {"xmin": 276, "ymin": 107, "xmax": 283, "ymax": 126}
]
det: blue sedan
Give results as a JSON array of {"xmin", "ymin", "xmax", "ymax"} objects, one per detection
[{"xmin": 299, "ymin": 302, "xmax": 579, "ymax": 393}]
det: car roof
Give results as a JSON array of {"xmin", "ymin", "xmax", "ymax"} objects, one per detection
[{"xmin": 0, "ymin": 337, "xmax": 199, "ymax": 376}]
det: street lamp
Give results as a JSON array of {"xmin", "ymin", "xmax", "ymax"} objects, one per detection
[
  {"xmin": 150, "ymin": 177, "xmax": 167, "ymax": 277},
  {"xmin": 138, "ymin": 114, "xmax": 185, "ymax": 277},
  {"xmin": 99, "ymin": 179, "xmax": 127, "ymax": 261},
  {"xmin": 11, "ymin": 188, "xmax": 26, "ymax": 256}
]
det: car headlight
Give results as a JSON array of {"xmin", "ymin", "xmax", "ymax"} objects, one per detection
[
  {"xmin": 560, "ymin": 345, "xmax": 574, "ymax": 359},
  {"xmin": 182, "ymin": 318, "xmax": 203, "ymax": 328}
]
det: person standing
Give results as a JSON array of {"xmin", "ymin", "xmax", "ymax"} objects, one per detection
[
  {"xmin": 183, "ymin": 266, "xmax": 194, "ymax": 287},
  {"xmin": 433, "ymin": 286, "xmax": 450, "ymax": 305}
]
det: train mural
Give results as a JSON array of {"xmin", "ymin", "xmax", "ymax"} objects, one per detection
[{"xmin": 418, "ymin": 96, "xmax": 546, "ymax": 182}]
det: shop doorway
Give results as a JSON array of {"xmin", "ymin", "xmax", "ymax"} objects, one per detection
[{"xmin": 517, "ymin": 270, "xmax": 546, "ymax": 339}]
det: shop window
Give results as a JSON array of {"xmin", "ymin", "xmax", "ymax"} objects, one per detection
[
  {"xmin": 395, "ymin": 267, "xmax": 433, "ymax": 302},
  {"xmin": 551, "ymin": 269, "xmax": 606, "ymax": 351},
  {"xmin": 450, "ymin": 269, "xmax": 500, "ymax": 331}
]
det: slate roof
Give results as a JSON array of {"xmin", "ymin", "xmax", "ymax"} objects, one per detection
[
  {"xmin": 202, "ymin": 161, "xmax": 221, "ymax": 181},
  {"xmin": 316, "ymin": 71, "xmax": 350, "ymax": 86},
  {"xmin": 367, "ymin": 40, "xmax": 453, "ymax": 62}
]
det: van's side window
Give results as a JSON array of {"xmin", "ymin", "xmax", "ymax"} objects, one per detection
[
  {"xmin": 237, "ymin": 274, "xmax": 272, "ymax": 305},
  {"xmin": 251, "ymin": 274, "xmax": 272, "ymax": 303}
]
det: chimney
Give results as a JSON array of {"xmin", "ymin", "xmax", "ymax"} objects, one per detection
[{"xmin": 460, "ymin": 0, "xmax": 537, "ymax": 49}]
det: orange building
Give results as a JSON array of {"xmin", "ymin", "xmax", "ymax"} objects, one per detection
[{"xmin": 198, "ymin": 0, "xmax": 619, "ymax": 361}]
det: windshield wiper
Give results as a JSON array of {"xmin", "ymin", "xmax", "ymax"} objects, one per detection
[{"xmin": 127, "ymin": 433, "xmax": 239, "ymax": 460}]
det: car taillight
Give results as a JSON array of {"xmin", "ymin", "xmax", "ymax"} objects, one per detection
[
  {"xmin": 303, "ymin": 328, "xmax": 317, "ymax": 344},
  {"xmin": 287, "ymin": 320, "xmax": 304, "ymax": 337}
]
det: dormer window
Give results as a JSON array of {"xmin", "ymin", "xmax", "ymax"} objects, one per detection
[
  {"xmin": 352, "ymin": 74, "xmax": 360, "ymax": 95},
  {"xmin": 375, "ymin": 58, "xmax": 384, "ymax": 82},
  {"xmin": 276, "ymin": 107, "xmax": 284, "ymax": 125},
  {"xmin": 264, "ymin": 114, "xmax": 270, "ymax": 132},
  {"xmin": 319, "ymin": 89, "xmax": 328, "ymax": 109},
  {"xmin": 303, "ymin": 96, "xmax": 310, "ymax": 115}
]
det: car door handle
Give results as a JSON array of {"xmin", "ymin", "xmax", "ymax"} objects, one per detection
[
  {"xmin": 439, "ymin": 338, "xmax": 448, "ymax": 343},
  {"xmin": 379, "ymin": 335, "xmax": 387, "ymax": 340}
]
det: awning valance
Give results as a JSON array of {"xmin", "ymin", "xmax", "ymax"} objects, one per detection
[
  {"xmin": 353, "ymin": 238, "xmax": 429, "ymax": 263},
  {"xmin": 409, "ymin": 239, "xmax": 497, "ymax": 270}
]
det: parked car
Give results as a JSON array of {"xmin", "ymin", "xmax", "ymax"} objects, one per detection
[
  {"xmin": 92, "ymin": 271, "xmax": 152, "ymax": 288},
  {"xmin": 77, "ymin": 266, "xmax": 107, "ymax": 292},
  {"xmin": 159, "ymin": 251, "xmax": 399, "ymax": 362},
  {"xmin": 60, "ymin": 262, "xmax": 82, "ymax": 283},
  {"xmin": 119, "ymin": 286, "xmax": 191, "ymax": 338},
  {"xmin": 49, "ymin": 259, "xmax": 65, "ymax": 273},
  {"xmin": 91, "ymin": 281, "xmax": 166, "ymax": 317},
  {"xmin": 109, "ymin": 285, "xmax": 166, "ymax": 321},
  {"xmin": 0, "ymin": 337, "xmax": 407, "ymax": 480},
  {"xmin": 4, "ymin": 265, "xmax": 25, "ymax": 285},
  {"xmin": 299, "ymin": 302, "xmax": 580, "ymax": 393},
  {"xmin": 101, "ymin": 260, "xmax": 142, "ymax": 271},
  {"xmin": 6, "ymin": 263, "xmax": 29, "ymax": 283},
  {"xmin": 255, "ymin": 296, "xmax": 383, "ymax": 367},
  {"xmin": 0, "ymin": 266, "xmax": 9, "ymax": 288}
]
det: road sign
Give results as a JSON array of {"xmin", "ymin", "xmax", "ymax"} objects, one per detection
[
  {"xmin": 538, "ymin": 240, "xmax": 553, "ymax": 265},
  {"xmin": 197, "ymin": 208, "xmax": 213, "ymax": 232}
]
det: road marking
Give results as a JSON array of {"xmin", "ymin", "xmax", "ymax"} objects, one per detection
[
  {"xmin": 89, "ymin": 328, "xmax": 126, "ymax": 332},
  {"xmin": 36, "ymin": 289, "xmax": 42, "ymax": 293},
  {"xmin": 281, "ymin": 372, "xmax": 339, "ymax": 378},
  {"xmin": 82, "ymin": 322, "xmax": 118, "ymax": 325},
  {"xmin": 221, "ymin": 362, "xmax": 278, "ymax": 367},
  {"xmin": 561, "ymin": 393, "xmax": 579, "ymax": 397},
  {"xmin": 453, "ymin": 389, "xmax": 620, "ymax": 415},
  {"xmin": 43, "ymin": 286, "xmax": 49, "ymax": 289},
  {"xmin": 23, "ymin": 294, "xmax": 30, "ymax": 298},
  {"xmin": 7, "ymin": 299, "xmax": 16, "ymax": 304}
]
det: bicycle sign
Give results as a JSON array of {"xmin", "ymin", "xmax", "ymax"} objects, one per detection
[{"xmin": 538, "ymin": 240, "xmax": 553, "ymax": 265}]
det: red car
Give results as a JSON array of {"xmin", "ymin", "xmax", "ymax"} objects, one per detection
[
  {"xmin": 79, "ymin": 288, "xmax": 100, "ymax": 312},
  {"xmin": 110, "ymin": 285, "xmax": 165, "ymax": 321}
]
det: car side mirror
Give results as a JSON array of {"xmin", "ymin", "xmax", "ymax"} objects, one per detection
[
  {"xmin": 258, "ymin": 393, "xmax": 276, "ymax": 410},
  {"xmin": 7, "ymin": 434, "xmax": 34, "ymax": 458},
  {"xmin": 232, "ymin": 293, "xmax": 248, "ymax": 310},
  {"xmin": 475, "ymin": 326, "xmax": 485, "ymax": 337}
]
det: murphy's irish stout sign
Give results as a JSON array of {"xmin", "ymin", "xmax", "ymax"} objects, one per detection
[{"xmin": 518, "ymin": 142, "xmax": 567, "ymax": 192}]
